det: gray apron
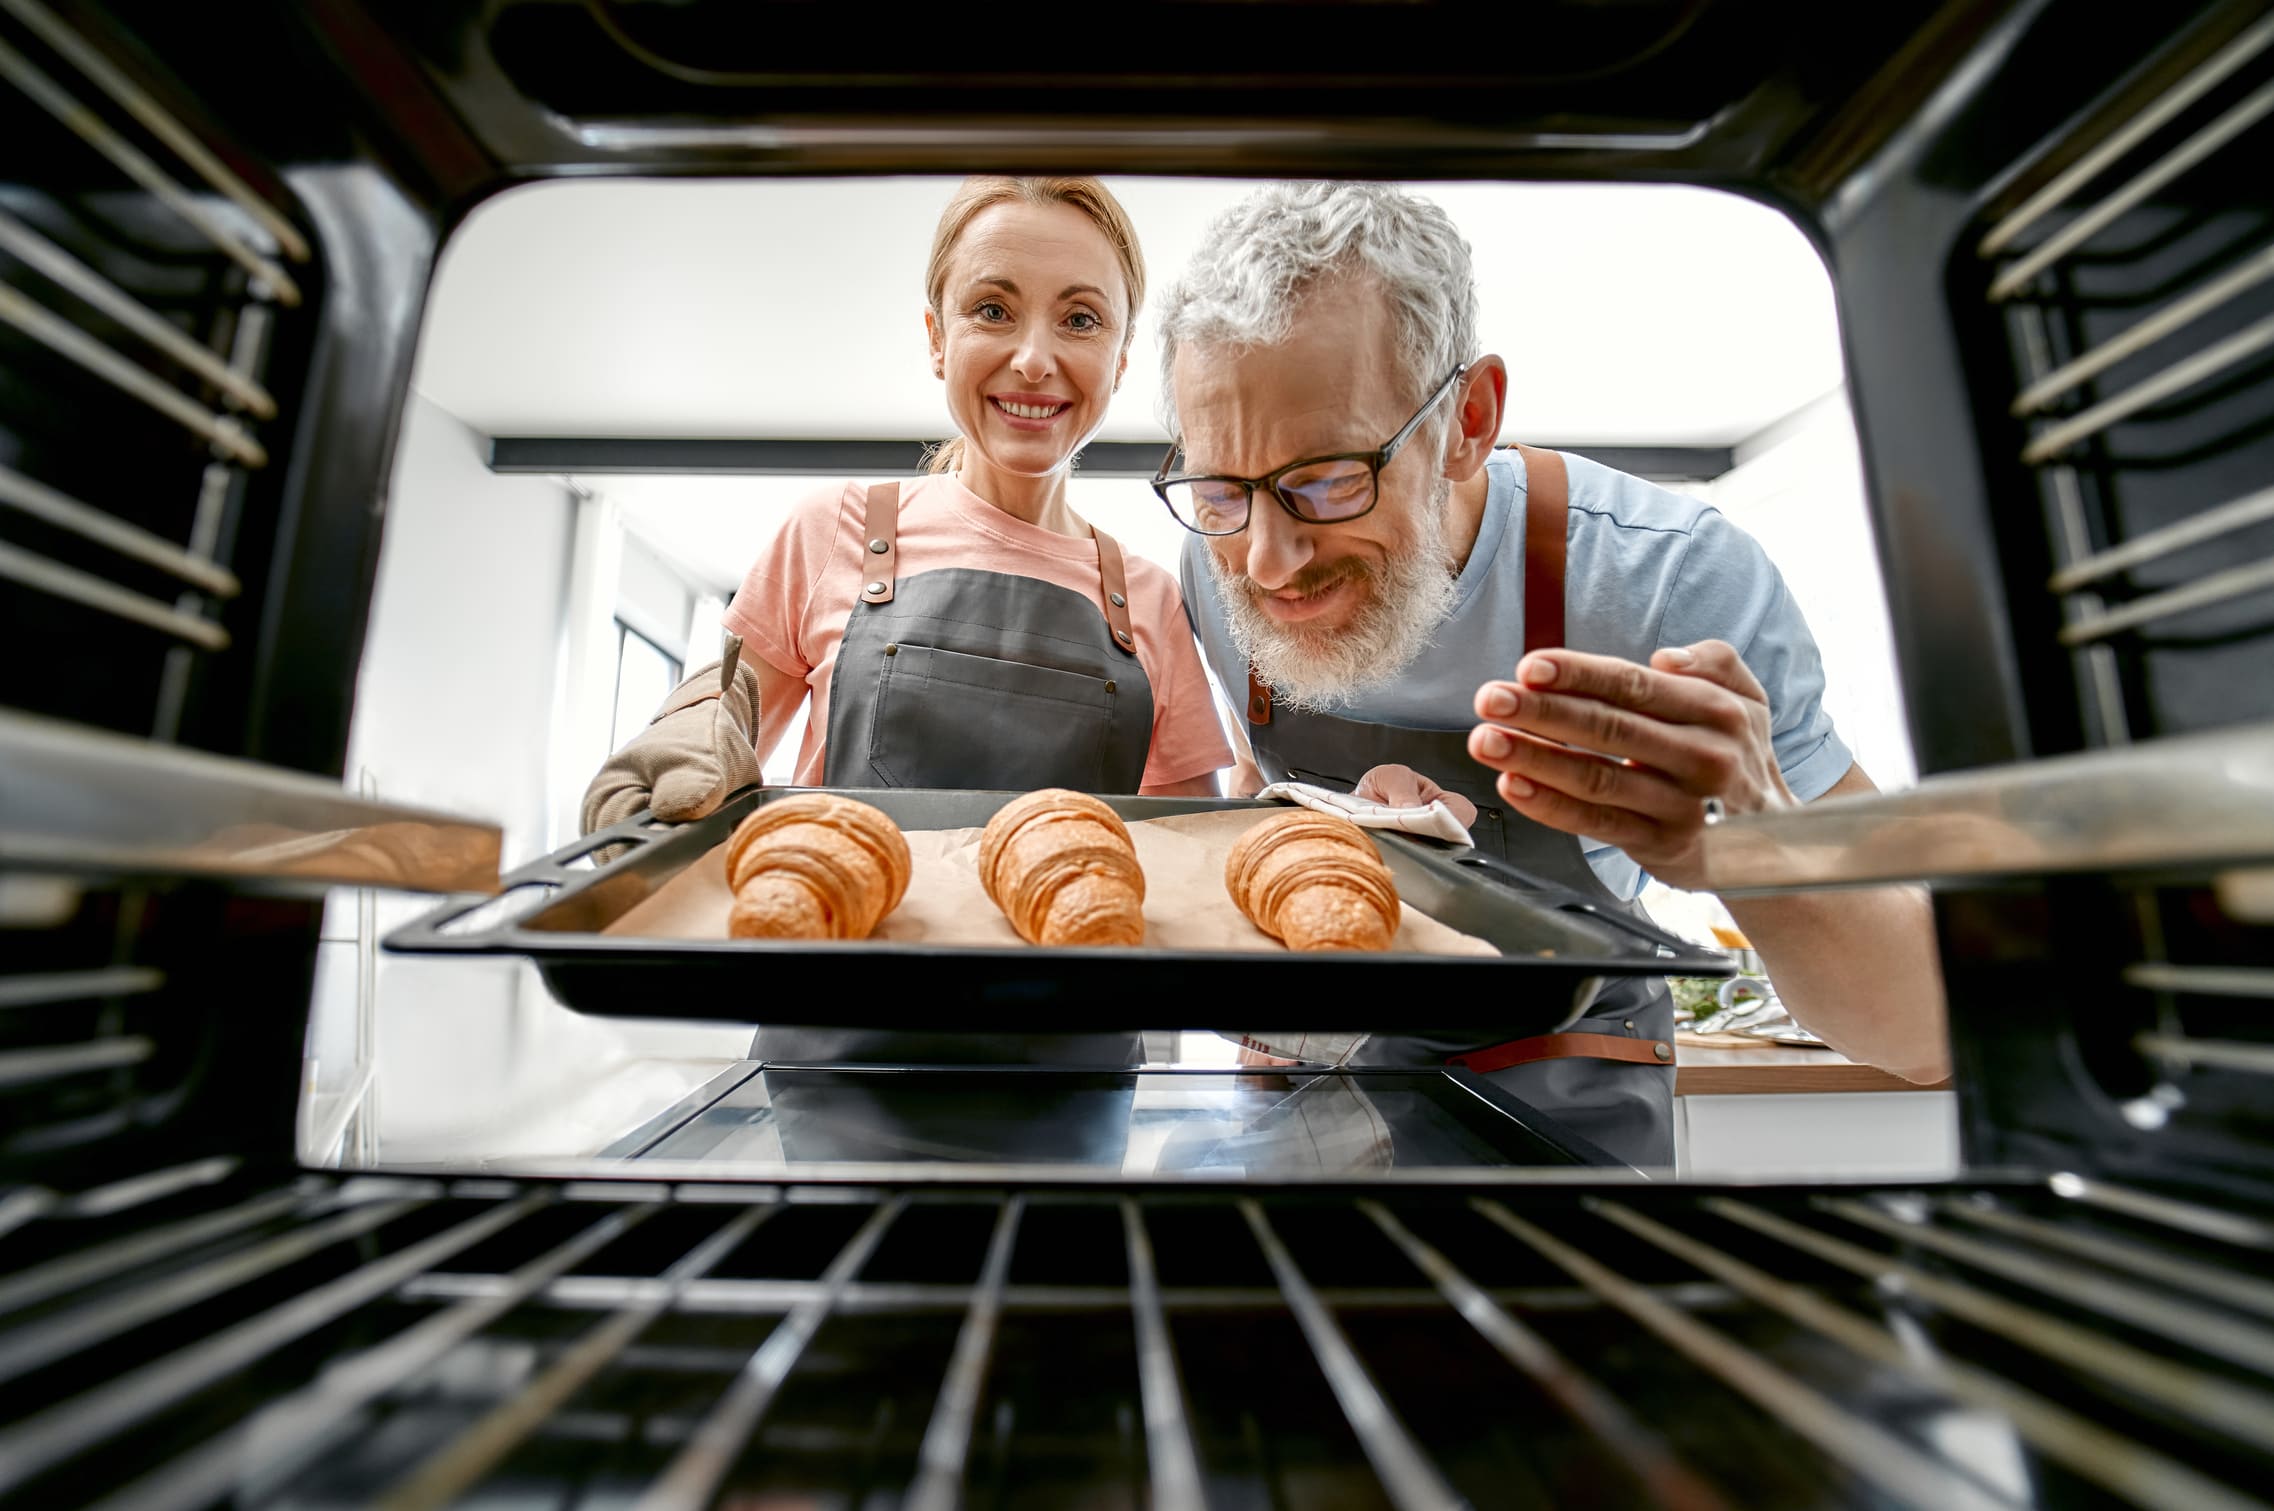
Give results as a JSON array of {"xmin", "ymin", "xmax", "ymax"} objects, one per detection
[
  {"xmin": 1243, "ymin": 446, "xmax": 1675, "ymax": 1168},
  {"xmin": 752, "ymin": 480, "xmax": 1149, "ymax": 1072}
]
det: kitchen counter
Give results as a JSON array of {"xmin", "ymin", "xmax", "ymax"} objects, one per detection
[
  {"xmin": 1672, "ymin": 1040, "xmax": 1959, "ymax": 1178},
  {"xmin": 1675, "ymin": 1042, "xmax": 1952, "ymax": 1095}
]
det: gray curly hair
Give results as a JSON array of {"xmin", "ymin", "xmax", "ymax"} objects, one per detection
[{"xmin": 1155, "ymin": 182, "xmax": 1479, "ymax": 442}]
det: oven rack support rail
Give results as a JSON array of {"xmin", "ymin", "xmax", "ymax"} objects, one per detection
[
  {"xmin": 1696, "ymin": 715, "xmax": 2274, "ymax": 896},
  {"xmin": 0, "ymin": 707, "xmax": 502, "ymax": 896}
]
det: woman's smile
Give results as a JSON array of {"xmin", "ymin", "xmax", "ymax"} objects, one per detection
[{"xmin": 989, "ymin": 392, "xmax": 1073, "ymax": 427}]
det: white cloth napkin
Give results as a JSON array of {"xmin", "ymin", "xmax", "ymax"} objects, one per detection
[{"xmin": 1251, "ymin": 780, "xmax": 1475, "ymax": 846}]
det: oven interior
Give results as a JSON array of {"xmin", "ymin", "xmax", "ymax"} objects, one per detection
[{"xmin": 2, "ymin": 0, "xmax": 2272, "ymax": 1504}]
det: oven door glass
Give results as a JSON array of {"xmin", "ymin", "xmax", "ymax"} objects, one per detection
[{"xmin": 603, "ymin": 1066, "xmax": 1612, "ymax": 1172}]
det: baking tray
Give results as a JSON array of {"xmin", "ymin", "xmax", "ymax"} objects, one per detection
[{"xmin": 385, "ymin": 788, "xmax": 1730, "ymax": 1034}]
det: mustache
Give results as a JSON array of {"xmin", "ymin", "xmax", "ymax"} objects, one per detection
[{"xmin": 1238, "ymin": 556, "xmax": 1375, "ymax": 603}]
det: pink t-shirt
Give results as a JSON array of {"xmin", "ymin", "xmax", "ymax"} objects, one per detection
[{"xmin": 722, "ymin": 474, "xmax": 1233, "ymax": 790}]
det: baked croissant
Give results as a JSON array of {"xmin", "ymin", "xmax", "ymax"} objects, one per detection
[
  {"xmin": 1225, "ymin": 810, "xmax": 1401, "ymax": 952},
  {"xmin": 724, "ymin": 794, "xmax": 911, "ymax": 940},
  {"xmin": 978, "ymin": 789, "xmax": 1146, "ymax": 947}
]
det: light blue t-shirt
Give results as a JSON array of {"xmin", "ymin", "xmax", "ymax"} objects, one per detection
[{"xmin": 1180, "ymin": 447, "xmax": 1854, "ymax": 899}]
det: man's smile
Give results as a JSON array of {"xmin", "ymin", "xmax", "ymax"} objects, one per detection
[
  {"xmin": 1249, "ymin": 559, "xmax": 1371, "ymax": 626},
  {"xmin": 1260, "ymin": 574, "xmax": 1360, "ymax": 624}
]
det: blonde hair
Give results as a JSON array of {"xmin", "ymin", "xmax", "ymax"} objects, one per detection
[{"xmin": 923, "ymin": 176, "xmax": 1146, "ymax": 475}]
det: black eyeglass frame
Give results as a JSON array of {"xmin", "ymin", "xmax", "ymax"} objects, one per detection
[{"xmin": 1151, "ymin": 362, "xmax": 1470, "ymax": 536}]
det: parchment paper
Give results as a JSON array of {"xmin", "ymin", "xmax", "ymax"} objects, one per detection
[{"xmin": 604, "ymin": 807, "xmax": 1497, "ymax": 956}]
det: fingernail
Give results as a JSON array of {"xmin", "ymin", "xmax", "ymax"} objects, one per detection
[
  {"xmin": 1520, "ymin": 656, "xmax": 1558, "ymax": 687},
  {"xmin": 1477, "ymin": 727, "xmax": 1512, "ymax": 759},
  {"xmin": 1502, "ymin": 773, "xmax": 1536, "ymax": 799},
  {"xmin": 1483, "ymin": 687, "xmax": 1518, "ymax": 718},
  {"xmin": 1660, "ymin": 647, "xmax": 1695, "ymax": 668}
]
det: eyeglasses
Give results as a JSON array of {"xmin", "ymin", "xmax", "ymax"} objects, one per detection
[{"xmin": 1152, "ymin": 364, "xmax": 1468, "ymax": 537}]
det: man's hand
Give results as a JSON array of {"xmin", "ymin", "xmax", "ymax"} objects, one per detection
[
  {"xmin": 1353, "ymin": 764, "xmax": 1480, "ymax": 826},
  {"xmin": 1465, "ymin": 639, "xmax": 1795, "ymax": 891}
]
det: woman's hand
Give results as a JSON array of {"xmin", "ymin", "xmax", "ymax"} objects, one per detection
[{"xmin": 1353, "ymin": 764, "xmax": 1480, "ymax": 826}]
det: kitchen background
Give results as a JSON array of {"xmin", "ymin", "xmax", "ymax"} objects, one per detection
[{"xmin": 306, "ymin": 175, "xmax": 1941, "ymax": 1174}]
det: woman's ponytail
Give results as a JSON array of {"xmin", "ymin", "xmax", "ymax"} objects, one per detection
[{"xmin": 924, "ymin": 436, "xmax": 965, "ymax": 475}]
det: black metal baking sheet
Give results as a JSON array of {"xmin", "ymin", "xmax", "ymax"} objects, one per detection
[{"xmin": 385, "ymin": 787, "xmax": 1729, "ymax": 1034}]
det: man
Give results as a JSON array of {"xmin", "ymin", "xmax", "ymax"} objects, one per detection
[{"xmin": 1156, "ymin": 182, "xmax": 1947, "ymax": 1167}]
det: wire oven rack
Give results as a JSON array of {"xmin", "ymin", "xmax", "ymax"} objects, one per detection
[
  {"xmin": 1978, "ymin": 0, "xmax": 2274, "ymax": 1148},
  {"xmin": 0, "ymin": 1159, "xmax": 2270, "ymax": 1509}
]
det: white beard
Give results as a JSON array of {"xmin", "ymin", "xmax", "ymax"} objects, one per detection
[{"xmin": 1208, "ymin": 478, "xmax": 1459, "ymax": 712}]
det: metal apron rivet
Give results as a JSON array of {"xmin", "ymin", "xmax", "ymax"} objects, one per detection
[
  {"xmin": 1624, "ymin": 1020, "xmax": 1635, "ymax": 1031},
  {"xmin": 868, "ymin": 538, "xmax": 889, "ymax": 553},
  {"xmin": 1109, "ymin": 591, "xmax": 1126, "ymax": 607},
  {"xmin": 1653, "ymin": 1042, "xmax": 1673, "ymax": 1061},
  {"xmin": 866, "ymin": 581, "xmax": 887, "ymax": 595},
  {"xmin": 1115, "ymin": 630, "xmax": 1132, "ymax": 645},
  {"xmin": 884, "ymin": 643, "xmax": 898, "ymax": 656},
  {"xmin": 1104, "ymin": 680, "xmax": 1116, "ymax": 693}
]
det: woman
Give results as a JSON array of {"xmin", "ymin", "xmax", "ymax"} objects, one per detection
[
  {"xmin": 722, "ymin": 175, "xmax": 1230, "ymax": 799},
  {"xmin": 584, "ymin": 177, "xmax": 1229, "ymax": 1090}
]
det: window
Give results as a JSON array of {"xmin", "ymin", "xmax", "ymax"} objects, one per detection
[{"xmin": 609, "ymin": 619, "xmax": 683, "ymax": 751}]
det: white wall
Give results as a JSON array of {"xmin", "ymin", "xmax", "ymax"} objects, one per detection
[
  {"xmin": 1708, "ymin": 391, "xmax": 1915, "ymax": 790},
  {"xmin": 347, "ymin": 392, "xmax": 577, "ymax": 866},
  {"xmin": 306, "ymin": 393, "xmax": 752, "ymax": 1167}
]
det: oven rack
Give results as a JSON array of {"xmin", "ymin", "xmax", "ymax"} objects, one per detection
[
  {"xmin": 0, "ymin": 1159, "xmax": 2269, "ymax": 1508},
  {"xmin": 0, "ymin": 0, "xmax": 301, "ymax": 1182},
  {"xmin": 0, "ymin": 0, "xmax": 298, "ymax": 736},
  {"xmin": 1980, "ymin": 0, "xmax": 2274, "ymax": 747},
  {"xmin": 1943, "ymin": 0, "xmax": 2274, "ymax": 1181}
]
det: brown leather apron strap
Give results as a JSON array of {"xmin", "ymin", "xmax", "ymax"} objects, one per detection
[
  {"xmin": 1092, "ymin": 527, "xmax": 1138, "ymax": 656},
  {"xmin": 1247, "ymin": 666, "xmax": 1272, "ymax": 725},
  {"xmin": 1446, "ymin": 1032, "xmax": 1674, "ymax": 1074},
  {"xmin": 858, "ymin": 481, "xmax": 901, "ymax": 605},
  {"xmin": 1514, "ymin": 443, "xmax": 1568, "ymax": 657}
]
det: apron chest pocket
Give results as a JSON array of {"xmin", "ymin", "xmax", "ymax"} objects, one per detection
[{"xmin": 867, "ymin": 642, "xmax": 1123, "ymax": 790}]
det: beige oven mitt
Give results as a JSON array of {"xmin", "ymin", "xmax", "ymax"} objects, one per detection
[{"xmin": 580, "ymin": 634, "xmax": 764, "ymax": 852}]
